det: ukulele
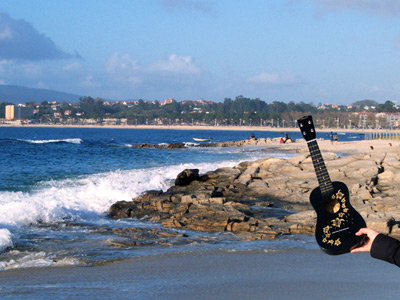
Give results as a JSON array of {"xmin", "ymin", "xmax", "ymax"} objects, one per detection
[{"xmin": 297, "ymin": 115, "xmax": 366, "ymax": 255}]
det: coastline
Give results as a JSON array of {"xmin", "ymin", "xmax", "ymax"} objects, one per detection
[
  {"xmin": 1, "ymin": 130, "xmax": 400, "ymax": 298},
  {"xmin": 2, "ymin": 123, "xmax": 400, "ymax": 133}
]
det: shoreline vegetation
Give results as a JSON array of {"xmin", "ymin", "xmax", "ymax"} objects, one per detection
[{"xmin": 3, "ymin": 123, "xmax": 400, "ymax": 134}]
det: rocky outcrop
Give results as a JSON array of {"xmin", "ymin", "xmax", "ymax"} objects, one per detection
[
  {"xmin": 130, "ymin": 137, "xmax": 292, "ymax": 149},
  {"xmin": 109, "ymin": 148, "xmax": 400, "ymax": 245}
]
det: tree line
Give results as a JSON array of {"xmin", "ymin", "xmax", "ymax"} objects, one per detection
[{"xmin": 1, "ymin": 96, "xmax": 399, "ymax": 128}]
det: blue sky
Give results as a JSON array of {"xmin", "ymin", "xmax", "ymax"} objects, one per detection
[{"xmin": 1, "ymin": 0, "xmax": 400, "ymax": 104}]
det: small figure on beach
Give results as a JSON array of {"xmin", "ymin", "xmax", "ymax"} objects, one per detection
[
  {"xmin": 330, "ymin": 132, "xmax": 338, "ymax": 144},
  {"xmin": 334, "ymin": 133, "xmax": 339, "ymax": 143},
  {"xmin": 283, "ymin": 132, "xmax": 292, "ymax": 143},
  {"xmin": 250, "ymin": 133, "xmax": 257, "ymax": 140},
  {"xmin": 280, "ymin": 133, "xmax": 292, "ymax": 144},
  {"xmin": 351, "ymin": 228, "xmax": 400, "ymax": 268}
]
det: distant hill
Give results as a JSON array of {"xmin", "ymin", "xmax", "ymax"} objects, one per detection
[
  {"xmin": 0, "ymin": 85, "xmax": 82, "ymax": 104},
  {"xmin": 352, "ymin": 99, "xmax": 380, "ymax": 107}
]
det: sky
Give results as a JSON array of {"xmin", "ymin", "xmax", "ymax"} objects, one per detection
[{"xmin": 1, "ymin": 0, "xmax": 400, "ymax": 105}]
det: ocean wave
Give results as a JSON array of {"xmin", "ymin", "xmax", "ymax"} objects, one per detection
[
  {"xmin": 0, "ymin": 160, "xmax": 244, "ymax": 230},
  {"xmin": 17, "ymin": 138, "xmax": 83, "ymax": 144},
  {"xmin": 0, "ymin": 147, "xmax": 295, "ymax": 229},
  {"xmin": 0, "ymin": 229, "xmax": 13, "ymax": 252},
  {"xmin": 0, "ymin": 251, "xmax": 81, "ymax": 270},
  {"xmin": 0, "ymin": 138, "xmax": 83, "ymax": 144}
]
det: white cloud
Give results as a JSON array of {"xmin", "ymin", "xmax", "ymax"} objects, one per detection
[
  {"xmin": 0, "ymin": 26, "xmax": 12, "ymax": 40},
  {"xmin": 105, "ymin": 52, "xmax": 140, "ymax": 74},
  {"xmin": 23, "ymin": 63, "xmax": 43, "ymax": 79},
  {"xmin": 81, "ymin": 75, "xmax": 100, "ymax": 88},
  {"xmin": 105, "ymin": 52, "xmax": 142, "ymax": 86},
  {"xmin": 0, "ymin": 12, "xmax": 79, "ymax": 61},
  {"xmin": 63, "ymin": 62, "xmax": 82, "ymax": 72},
  {"xmin": 104, "ymin": 52, "xmax": 201, "ymax": 90},
  {"xmin": 149, "ymin": 54, "xmax": 200, "ymax": 74},
  {"xmin": 247, "ymin": 72, "xmax": 302, "ymax": 86},
  {"xmin": 0, "ymin": 59, "xmax": 12, "ymax": 74}
]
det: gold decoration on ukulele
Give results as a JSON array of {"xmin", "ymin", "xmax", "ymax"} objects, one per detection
[
  {"xmin": 335, "ymin": 190, "xmax": 344, "ymax": 200},
  {"xmin": 331, "ymin": 217, "xmax": 345, "ymax": 228}
]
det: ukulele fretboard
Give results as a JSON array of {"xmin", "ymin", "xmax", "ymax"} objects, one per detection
[{"xmin": 307, "ymin": 140, "xmax": 334, "ymax": 196}]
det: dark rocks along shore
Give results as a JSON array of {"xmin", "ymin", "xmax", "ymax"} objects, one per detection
[{"xmin": 109, "ymin": 139, "xmax": 400, "ymax": 247}]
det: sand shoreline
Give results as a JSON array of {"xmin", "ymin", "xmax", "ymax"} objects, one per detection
[
  {"xmin": 2, "ymin": 123, "xmax": 400, "ymax": 133},
  {"xmin": 0, "ymin": 249, "xmax": 399, "ymax": 299}
]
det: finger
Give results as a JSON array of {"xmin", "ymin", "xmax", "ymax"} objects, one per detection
[{"xmin": 355, "ymin": 228, "xmax": 368, "ymax": 236}]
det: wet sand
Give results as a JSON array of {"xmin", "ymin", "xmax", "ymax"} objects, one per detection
[{"xmin": 0, "ymin": 249, "xmax": 399, "ymax": 300}]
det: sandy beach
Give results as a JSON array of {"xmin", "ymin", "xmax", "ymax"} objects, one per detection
[
  {"xmin": 3, "ymin": 123, "xmax": 400, "ymax": 134},
  {"xmin": 1, "ymin": 249, "xmax": 399, "ymax": 300},
  {"xmin": 276, "ymin": 138, "xmax": 400, "ymax": 156}
]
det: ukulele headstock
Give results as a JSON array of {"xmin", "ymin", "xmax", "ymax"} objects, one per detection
[{"xmin": 298, "ymin": 115, "xmax": 316, "ymax": 142}]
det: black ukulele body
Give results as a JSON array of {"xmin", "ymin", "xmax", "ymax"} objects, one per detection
[{"xmin": 310, "ymin": 181, "xmax": 366, "ymax": 255}]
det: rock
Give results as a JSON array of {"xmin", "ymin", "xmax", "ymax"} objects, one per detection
[
  {"xmin": 161, "ymin": 217, "xmax": 183, "ymax": 228},
  {"xmin": 109, "ymin": 146, "xmax": 400, "ymax": 244},
  {"xmin": 175, "ymin": 169, "xmax": 200, "ymax": 186},
  {"xmin": 247, "ymin": 180, "xmax": 270, "ymax": 195},
  {"xmin": 109, "ymin": 201, "xmax": 138, "ymax": 219},
  {"xmin": 284, "ymin": 210, "xmax": 316, "ymax": 223},
  {"xmin": 240, "ymin": 230, "xmax": 277, "ymax": 241},
  {"xmin": 237, "ymin": 166, "xmax": 259, "ymax": 185},
  {"xmin": 289, "ymin": 224, "xmax": 314, "ymax": 234},
  {"xmin": 181, "ymin": 194, "xmax": 196, "ymax": 204},
  {"xmin": 182, "ymin": 211, "xmax": 231, "ymax": 232},
  {"xmin": 231, "ymin": 221, "xmax": 251, "ymax": 232}
]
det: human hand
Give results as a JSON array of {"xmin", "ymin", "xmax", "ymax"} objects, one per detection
[{"xmin": 350, "ymin": 228, "xmax": 379, "ymax": 253}]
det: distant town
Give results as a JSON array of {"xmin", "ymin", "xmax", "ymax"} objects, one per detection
[{"xmin": 1, "ymin": 96, "xmax": 400, "ymax": 129}]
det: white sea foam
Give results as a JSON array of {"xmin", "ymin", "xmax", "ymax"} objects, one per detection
[
  {"xmin": 18, "ymin": 138, "xmax": 83, "ymax": 144},
  {"xmin": 0, "ymin": 251, "xmax": 80, "ymax": 270},
  {"xmin": 0, "ymin": 229, "xmax": 13, "ymax": 252},
  {"xmin": 0, "ymin": 160, "xmax": 244, "ymax": 229}
]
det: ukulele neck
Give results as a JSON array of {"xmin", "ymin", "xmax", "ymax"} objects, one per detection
[{"xmin": 307, "ymin": 139, "xmax": 334, "ymax": 197}]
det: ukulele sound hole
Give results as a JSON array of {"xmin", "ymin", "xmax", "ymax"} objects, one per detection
[{"xmin": 325, "ymin": 199, "xmax": 340, "ymax": 214}]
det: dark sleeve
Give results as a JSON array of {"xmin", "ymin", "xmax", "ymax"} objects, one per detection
[{"xmin": 370, "ymin": 233, "xmax": 400, "ymax": 267}]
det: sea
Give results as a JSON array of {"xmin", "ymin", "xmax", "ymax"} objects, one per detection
[{"xmin": 0, "ymin": 126, "xmax": 365, "ymax": 271}]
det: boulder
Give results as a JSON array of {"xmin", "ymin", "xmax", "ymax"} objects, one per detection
[{"xmin": 175, "ymin": 169, "xmax": 200, "ymax": 186}]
